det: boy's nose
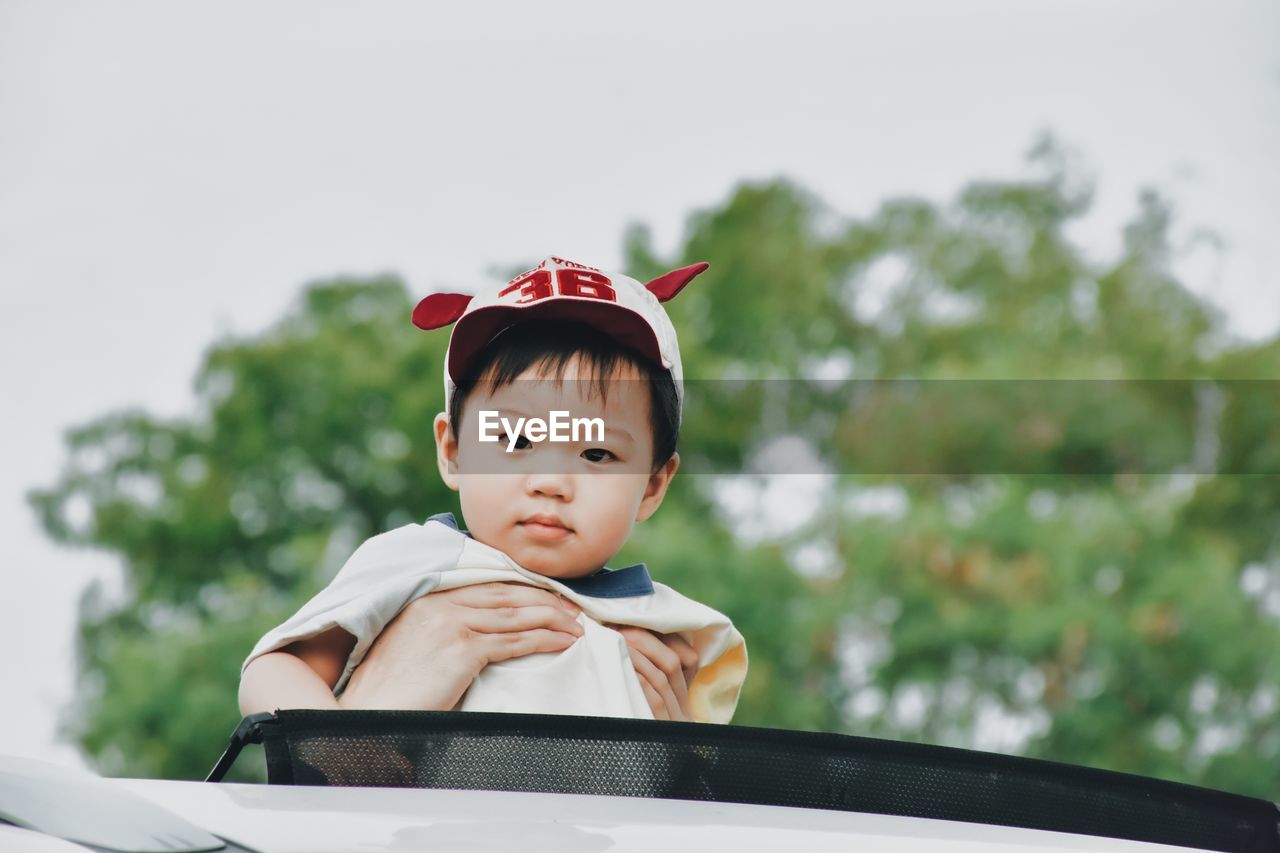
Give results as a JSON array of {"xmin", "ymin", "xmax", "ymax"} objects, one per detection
[{"xmin": 525, "ymin": 470, "xmax": 572, "ymax": 500}]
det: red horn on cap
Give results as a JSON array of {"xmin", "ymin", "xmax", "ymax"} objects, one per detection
[
  {"xmin": 412, "ymin": 292, "xmax": 474, "ymax": 330},
  {"xmin": 645, "ymin": 262, "xmax": 710, "ymax": 303}
]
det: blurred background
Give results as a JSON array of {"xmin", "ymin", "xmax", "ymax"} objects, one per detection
[{"xmin": 2, "ymin": 1, "xmax": 1278, "ymax": 797}]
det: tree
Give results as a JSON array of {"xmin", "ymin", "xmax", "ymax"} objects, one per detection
[{"xmin": 33, "ymin": 140, "xmax": 1280, "ymax": 797}]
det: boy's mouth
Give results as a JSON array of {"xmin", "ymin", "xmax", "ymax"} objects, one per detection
[{"xmin": 518, "ymin": 514, "xmax": 573, "ymax": 541}]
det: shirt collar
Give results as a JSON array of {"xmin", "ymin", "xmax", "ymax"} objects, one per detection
[{"xmin": 427, "ymin": 512, "xmax": 654, "ymax": 598}]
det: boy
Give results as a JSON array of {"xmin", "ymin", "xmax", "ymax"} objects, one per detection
[{"xmin": 239, "ymin": 256, "xmax": 747, "ymax": 723}]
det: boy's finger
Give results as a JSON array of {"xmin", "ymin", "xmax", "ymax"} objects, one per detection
[
  {"xmin": 627, "ymin": 645, "xmax": 685, "ymax": 721},
  {"xmin": 446, "ymin": 582, "xmax": 580, "ymax": 615},
  {"xmin": 482, "ymin": 628, "xmax": 579, "ymax": 663},
  {"xmin": 464, "ymin": 604, "xmax": 583, "ymax": 637},
  {"xmin": 645, "ymin": 645, "xmax": 691, "ymax": 720},
  {"xmin": 636, "ymin": 674, "xmax": 669, "ymax": 721},
  {"xmin": 610, "ymin": 625, "xmax": 692, "ymax": 717},
  {"xmin": 622, "ymin": 629, "xmax": 689, "ymax": 698},
  {"xmin": 661, "ymin": 632, "xmax": 700, "ymax": 677},
  {"xmin": 648, "ymin": 635, "xmax": 694, "ymax": 719}
]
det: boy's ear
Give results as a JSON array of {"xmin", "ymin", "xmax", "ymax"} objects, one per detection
[
  {"xmin": 433, "ymin": 413, "xmax": 461, "ymax": 492},
  {"xmin": 635, "ymin": 452, "xmax": 680, "ymax": 523}
]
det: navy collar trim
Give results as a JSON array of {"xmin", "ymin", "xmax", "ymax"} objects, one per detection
[{"xmin": 427, "ymin": 512, "xmax": 654, "ymax": 599}]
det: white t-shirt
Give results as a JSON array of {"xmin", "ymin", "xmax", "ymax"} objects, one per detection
[{"xmin": 244, "ymin": 514, "xmax": 748, "ymax": 723}]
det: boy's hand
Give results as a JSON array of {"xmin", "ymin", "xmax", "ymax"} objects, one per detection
[
  {"xmin": 340, "ymin": 583, "xmax": 583, "ymax": 711},
  {"xmin": 609, "ymin": 626, "xmax": 701, "ymax": 721}
]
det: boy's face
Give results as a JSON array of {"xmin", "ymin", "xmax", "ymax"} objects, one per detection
[{"xmin": 433, "ymin": 357, "xmax": 679, "ymax": 579}]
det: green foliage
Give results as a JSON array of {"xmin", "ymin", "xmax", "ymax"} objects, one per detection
[
  {"xmin": 33, "ymin": 140, "xmax": 1280, "ymax": 797},
  {"xmin": 32, "ymin": 276, "xmax": 465, "ymax": 779}
]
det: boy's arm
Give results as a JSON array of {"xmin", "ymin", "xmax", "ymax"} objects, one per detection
[{"xmin": 238, "ymin": 626, "xmax": 356, "ymax": 715}]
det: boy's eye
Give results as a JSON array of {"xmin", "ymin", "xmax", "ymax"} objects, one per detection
[
  {"xmin": 503, "ymin": 432, "xmax": 532, "ymax": 450},
  {"xmin": 582, "ymin": 448, "xmax": 616, "ymax": 463}
]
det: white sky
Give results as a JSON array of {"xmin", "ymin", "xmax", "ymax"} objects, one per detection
[{"xmin": 2, "ymin": 0, "xmax": 1277, "ymax": 771}]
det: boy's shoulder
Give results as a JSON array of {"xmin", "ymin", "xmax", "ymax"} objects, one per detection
[
  {"xmin": 423, "ymin": 511, "xmax": 465, "ymax": 533},
  {"xmin": 329, "ymin": 515, "xmax": 469, "ymax": 586}
]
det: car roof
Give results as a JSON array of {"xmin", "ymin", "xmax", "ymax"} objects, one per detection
[{"xmin": 115, "ymin": 777, "xmax": 1200, "ymax": 853}]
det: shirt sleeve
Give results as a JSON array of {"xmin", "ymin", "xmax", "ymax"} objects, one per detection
[{"xmin": 242, "ymin": 520, "xmax": 467, "ymax": 693}]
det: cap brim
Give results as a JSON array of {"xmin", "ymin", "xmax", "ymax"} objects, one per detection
[{"xmin": 447, "ymin": 300, "xmax": 665, "ymax": 385}]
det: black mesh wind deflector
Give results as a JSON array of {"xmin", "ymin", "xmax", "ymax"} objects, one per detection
[{"xmin": 209, "ymin": 710, "xmax": 1279, "ymax": 852}]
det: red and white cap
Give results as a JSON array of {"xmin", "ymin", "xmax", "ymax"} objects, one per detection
[{"xmin": 412, "ymin": 256, "xmax": 709, "ymax": 417}]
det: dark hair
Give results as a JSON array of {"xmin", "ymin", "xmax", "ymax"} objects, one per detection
[{"xmin": 447, "ymin": 320, "xmax": 679, "ymax": 470}]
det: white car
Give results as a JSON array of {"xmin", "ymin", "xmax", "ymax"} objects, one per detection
[{"xmin": 2, "ymin": 711, "xmax": 1275, "ymax": 852}]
